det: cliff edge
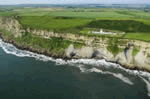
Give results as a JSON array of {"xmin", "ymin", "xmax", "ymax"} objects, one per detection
[{"xmin": 1, "ymin": 16, "xmax": 150, "ymax": 72}]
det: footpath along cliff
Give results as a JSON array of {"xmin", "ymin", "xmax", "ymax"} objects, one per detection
[{"xmin": 1, "ymin": 16, "xmax": 150, "ymax": 72}]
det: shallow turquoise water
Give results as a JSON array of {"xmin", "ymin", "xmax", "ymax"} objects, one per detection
[{"xmin": 0, "ymin": 39, "xmax": 149, "ymax": 99}]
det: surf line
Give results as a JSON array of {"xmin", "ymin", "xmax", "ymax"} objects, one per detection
[
  {"xmin": 77, "ymin": 65, "xmax": 134, "ymax": 85},
  {"xmin": 0, "ymin": 38, "xmax": 150, "ymax": 85}
]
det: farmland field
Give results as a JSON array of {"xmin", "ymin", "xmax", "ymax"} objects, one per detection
[
  {"xmin": 14, "ymin": 8, "xmax": 150, "ymax": 19},
  {"xmin": 0, "ymin": 11, "xmax": 17, "ymax": 16},
  {"xmin": 17, "ymin": 16, "xmax": 92, "ymax": 33},
  {"xmin": 124, "ymin": 33, "xmax": 150, "ymax": 42},
  {"xmin": 86, "ymin": 20, "xmax": 150, "ymax": 33},
  {"xmin": 46, "ymin": 11, "xmax": 134, "ymax": 18},
  {"xmin": 1, "ymin": 7, "xmax": 150, "ymax": 41}
]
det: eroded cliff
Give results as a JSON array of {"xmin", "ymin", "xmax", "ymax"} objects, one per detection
[{"xmin": 1, "ymin": 16, "xmax": 150, "ymax": 72}]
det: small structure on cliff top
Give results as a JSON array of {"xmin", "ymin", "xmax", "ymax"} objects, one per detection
[{"xmin": 88, "ymin": 28, "xmax": 125, "ymax": 35}]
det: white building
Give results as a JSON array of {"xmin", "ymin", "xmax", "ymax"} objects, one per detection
[
  {"xmin": 88, "ymin": 28, "xmax": 124, "ymax": 35},
  {"xmin": 100, "ymin": 29, "xmax": 103, "ymax": 33}
]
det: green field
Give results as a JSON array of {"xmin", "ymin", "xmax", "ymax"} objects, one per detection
[
  {"xmin": 17, "ymin": 16, "xmax": 92, "ymax": 34},
  {"xmin": 124, "ymin": 33, "xmax": 150, "ymax": 42},
  {"xmin": 14, "ymin": 8, "xmax": 150, "ymax": 19},
  {"xmin": 86, "ymin": 20, "xmax": 150, "ymax": 33},
  {"xmin": 0, "ymin": 11, "xmax": 17, "ymax": 16},
  {"xmin": 16, "ymin": 9, "xmax": 134, "ymax": 18},
  {"xmin": 46, "ymin": 11, "xmax": 134, "ymax": 18},
  {"xmin": 18, "ymin": 16, "xmax": 91, "ymax": 30},
  {"xmin": 1, "ymin": 7, "xmax": 150, "ymax": 41}
]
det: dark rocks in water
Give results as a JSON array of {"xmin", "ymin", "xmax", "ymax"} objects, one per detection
[
  {"xmin": 63, "ymin": 56, "xmax": 72, "ymax": 61},
  {"xmin": 116, "ymin": 58, "xmax": 120, "ymax": 64},
  {"xmin": 70, "ymin": 52, "xmax": 76, "ymax": 57},
  {"xmin": 91, "ymin": 50, "xmax": 98, "ymax": 58}
]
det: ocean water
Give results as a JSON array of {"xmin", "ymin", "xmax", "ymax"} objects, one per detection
[{"xmin": 0, "ymin": 39, "xmax": 150, "ymax": 99}]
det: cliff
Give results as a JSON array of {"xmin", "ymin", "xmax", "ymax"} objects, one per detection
[{"xmin": 1, "ymin": 16, "xmax": 150, "ymax": 72}]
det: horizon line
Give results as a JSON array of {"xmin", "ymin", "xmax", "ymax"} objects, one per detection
[{"xmin": 0, "ymin": 3, "xmax": 150, "ymax": 5}]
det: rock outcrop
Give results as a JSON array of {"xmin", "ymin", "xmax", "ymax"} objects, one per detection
[
  {"xmin": 74, "ymin": 47, "xmax": 94, "ymax": 58},
  {"xmin": 65, "ymin": 44, "xmax": 75, "ymax": 58},
  {"xmin": 135, "ymin": 51, "xmax": 150, "ymax": 70},
  {"xmin": 65, "ymin": 43, "xmax": 150, "ymax": 72},
  {"xmin": 95, "ymin": 48, "xmax": 114, "ymax": 61},
  {"xmin": 0, "ymin": 16, "xmax": 22, "ymax": 37}
]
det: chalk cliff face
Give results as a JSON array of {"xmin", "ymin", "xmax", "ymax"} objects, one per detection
[
  {"xmin": 1, "ymin": 16, "xmax": 150, "ymax": 72},
  {"xmin": 65, "ymin": 44, "xmax": 150, "ymax": 71},
  {"xmin": 0, "ymin": 16, "xmax": 22, "ymax": 37}
]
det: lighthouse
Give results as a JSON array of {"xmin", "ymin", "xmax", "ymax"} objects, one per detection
[{"xmin": 100, "ymin": 28, "xmax": 103, "ymax": 33}]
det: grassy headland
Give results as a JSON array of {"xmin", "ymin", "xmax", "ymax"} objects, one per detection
[
  {"xmin": 17, "ymin": 15, "xmax": 150, "ymax": 41},
  {"xmin": 1, "ymin": 7, "xmax": 150, "ymax": 56}
]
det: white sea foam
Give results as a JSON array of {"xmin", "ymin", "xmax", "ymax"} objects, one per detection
[
  {"xmin": 85, "ymin": 67, "xmax": 134, "ymax": 85},
  {"xmin": 112, "ymin": 73, "xmax": 134, "ymax": 85},
  {"xmin": 1, "ymin": 39, "xmax": 150, "ymax": 78},
  {"xmin": 2, "ymin": 38, "xmax": 150, "ymax": 94},
  {"xmin": 139, "ymin": 76, "xmax": 150, "ymax": 97},
  {"xmin": 77, "ymin": 66, "xmax": 134, "ymax": 85}
]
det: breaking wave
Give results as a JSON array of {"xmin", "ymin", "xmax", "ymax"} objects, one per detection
[
  {"xmin": 139, "ymin": 76, "xmax": 150, "ymax": 97},
  {"xmin": 0, "ymin": 39, "xmax": 150, "ymax": 96},
  {"xmin": 78, "ymin": 65, "xmax": 134, "ymax": 85}
]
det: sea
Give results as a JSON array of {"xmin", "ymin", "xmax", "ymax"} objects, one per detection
[{"xmin": 0, "ymin": 38, "xmax": 150, "ymax": 99}]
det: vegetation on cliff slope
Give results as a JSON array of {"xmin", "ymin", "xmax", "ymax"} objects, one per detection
[
  {"xmin": 0, "ymin": 29, "xmax": 85, "ymax": 55},
  {"xmin": 107, "ymin": 38, "xmax": 120, "ymax": 55},
  {"xmin": 132, "ymin": 48, "xmax": 139, "ymax": 56}
]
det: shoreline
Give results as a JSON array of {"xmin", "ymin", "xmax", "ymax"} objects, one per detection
[{"xmin": 0, "ymin": 33, "xmax": 150, "ymax": 73}]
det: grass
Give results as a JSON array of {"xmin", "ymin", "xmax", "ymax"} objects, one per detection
[
  {"xmin": 15, "ymin": 8, "xmax": 150, "ymax": 19},
  {"xmin": 95, "ymin": 17, "xmax": 150, "ymax": 26},
  {"xmin": 116, "ymin": 11, "xmax": 150, "ymax": 19},
  {"xmin": 86, "ymin": 20, "xmax": 150, "ymax": 33},
  {"xmin": 132, "ymin": 48, "xmax": 139, "ymax": 56},
  {"xmin": 47, "ymin": 11, "xmax": 133, "ymax": 18},
  {"xmin": 16, "ymin": 14, "xmax": 150, "ymax": 42},
  {"xmin": 17, "ymin": 15, "xmax": 150, "ymax": 37},
  {"xmin": 17, "ymin": 16, "xmax": 91, "ymax": 32},
  {"xmin": 18, "ymin": 11, "xmax": 50, "ymax": 16},
  {"xmin": 14, "ymin": 8, "xmax": 134, "ymax": 18},
  {"xmin": 14, "ymin": 34, "xmax": 70, "ymax": 54},
  {"xmin": 0, "ymin": 11, "xmax": 17, "ymax": 16},
  {"xmin": 107, "ymin": 38, "xmax": 120, "ymax": 55},
  {"xmin": 11, "ymin": 8, "xmax": 150, "ymax": 34},
  {"xmin": 0, "ymin": 28, "xmax": 13, "ymax": 40},
  {"xmin": 124, "ymin": 33, "xmax": 150, "ymax": 42},
  {"xmin": 14, "ymin": 7, "xmax": 64, "ymax": 16},
  {"xmin": 11, "ymin": 7, "xmax": 150, "ymax": 20},
  {"xmin": 0, "ymin": 29, "xmax": 85, "ymax": 55}
]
